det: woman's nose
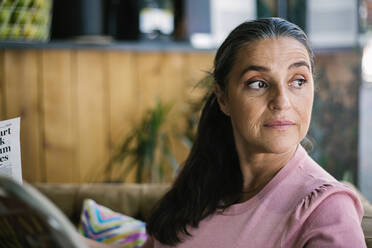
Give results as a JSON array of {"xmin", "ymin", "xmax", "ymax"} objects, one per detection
[{"xmin": 268, "ymin": 86, "xmax": 291, "ymax": 111}]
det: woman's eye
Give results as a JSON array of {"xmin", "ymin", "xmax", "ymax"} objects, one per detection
[
  {"xmin": 247, "ymin": 80, "xmax": 268, "ymax": 89},
  {"xmin": 291, "ymin": 78, "xmax": 307, "ymax": 89}
]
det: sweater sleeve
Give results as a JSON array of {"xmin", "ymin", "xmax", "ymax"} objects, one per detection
[{"xmin": 298, "ymin": 192, "xmax": 366, "ymax": 248}]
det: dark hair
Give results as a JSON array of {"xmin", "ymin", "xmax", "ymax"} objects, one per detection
[{"xmin": 146, "ymin": 17, "xmax": 314, "ymax": 245}]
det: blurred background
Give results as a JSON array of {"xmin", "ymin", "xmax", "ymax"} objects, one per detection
[{"xmin": 0, "ymin": 0, "xmax": 371, "ymax": 201}]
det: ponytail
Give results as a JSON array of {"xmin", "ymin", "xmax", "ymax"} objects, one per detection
[{"xmin": 146, "ymin": 92, "xmax": 242, "ymax": 245}]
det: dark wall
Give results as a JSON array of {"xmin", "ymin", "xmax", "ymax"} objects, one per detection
[
  {"xmin": 308, "ymin": 49, "xmax": 361, "ymax": 184},
  {"xmin": 51, "ymin": 0, "xmax": 139, "ymax": 40}
]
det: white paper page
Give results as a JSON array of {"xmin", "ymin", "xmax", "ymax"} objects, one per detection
[{"xmin": 0, "ymin": 117, "xmax": 22, "ymax": 183}]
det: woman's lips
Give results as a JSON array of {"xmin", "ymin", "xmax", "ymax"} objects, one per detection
[{"xmin": 264, "ymin": 120, "xmax": 295, "ymax": 130}]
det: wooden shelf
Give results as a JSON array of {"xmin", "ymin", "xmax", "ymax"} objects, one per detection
[{"xmin": 0, "ymin": 40, "xmax": 216, "ymax": 52}]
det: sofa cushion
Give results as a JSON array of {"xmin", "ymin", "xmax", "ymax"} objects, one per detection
[
  {"xmin": 342, "ymin": 181, "xmax": 372, "ymax": 246},
  {"xmin": 363, "ymin": 216, "xmax": 372, "ymax": 247},
  {"xmin": 33, "ymin": 183, "xmax": 170, "ymax": 225},
  {"xmin": 139, "ymin": 184, "xmax": 170, "ymax": 220},
  {"xmin": 79, "ymin": 199, "xmax": 148, "ymax": 248},
  {"xmin": 76, "ymin": 184, "xmax": 143, "ymax": 220},
  {"xmin": 32, "ymin": 183, "xmax": 79, "ymax": 221}
]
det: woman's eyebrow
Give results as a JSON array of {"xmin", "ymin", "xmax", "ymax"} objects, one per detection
[
  {"xmin": 288, "ymin": 61, "xmax": 310, "ymax": 71},
  {"xmin": 239, "ymin": 65, "xmax": 269, "ymax": 78},
  {"xmin": 239, "ymin": 61, "xmax": 310, "ymax": 79}
]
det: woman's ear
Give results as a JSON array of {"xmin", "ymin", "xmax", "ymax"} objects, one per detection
[{"xmin": 215, "ymin": 85, "xmax": 230, "ymax": 116}]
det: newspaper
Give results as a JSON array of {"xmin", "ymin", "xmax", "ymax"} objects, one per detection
[
  {"xmin": 0, "ymin": 117, "xmax": 22, "ymax": 184},
  {"xmin": 0, "ymin": 175, "xmax": 88, "ymax": 247}
]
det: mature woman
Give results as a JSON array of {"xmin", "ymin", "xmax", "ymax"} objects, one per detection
[{"xmin": 86, "ymin": 17, "xmax": 366, "ymax": 248}]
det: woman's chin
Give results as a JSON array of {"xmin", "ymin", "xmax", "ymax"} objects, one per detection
[{"xmin": 257, "ymin": 139, "xmax": 299, "ymax": 155}]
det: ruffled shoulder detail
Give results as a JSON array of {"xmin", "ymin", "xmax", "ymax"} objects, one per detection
[
  {"xmin": 281, "ymin": 181, "xmax": 365, "ymax": 247},
  {"xmin": 292, "ymin": 181, "xmax": 363, "ymax": 222}
]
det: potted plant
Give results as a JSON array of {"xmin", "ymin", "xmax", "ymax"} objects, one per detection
[{"xmin": 102, "ymin": 101, "xmax": 179, "ymax": 183}]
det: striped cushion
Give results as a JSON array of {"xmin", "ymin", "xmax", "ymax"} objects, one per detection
[{"xmin": 78, "ymin": 199, "xmax": 148, "ymax": 248}]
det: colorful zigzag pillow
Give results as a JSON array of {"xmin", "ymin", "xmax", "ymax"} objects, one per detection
[{"xmin": 78, "ymin": 199, "xmax": 148, "ymax": 248}]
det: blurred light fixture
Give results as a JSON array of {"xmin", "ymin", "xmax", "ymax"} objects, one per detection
[
  {"xmin": 190, "ymin": 33, "xmax": 216, "ymax": 49},
  {"xmin": 362, "ymin": 41, "xmax": 372, "ymax": 84}
]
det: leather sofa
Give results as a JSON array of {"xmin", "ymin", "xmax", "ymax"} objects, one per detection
[{"xmin": 33, "ymin": 182, "xmax": 372, "ymax": 247}]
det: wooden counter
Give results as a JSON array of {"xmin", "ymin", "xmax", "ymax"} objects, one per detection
[{"xmin": 0, "ymin": 45, "xmax": 215, "ymax": 183}]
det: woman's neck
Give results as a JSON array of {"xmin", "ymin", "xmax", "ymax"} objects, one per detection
[{"xmin": 238, "ymin": 145, "xmax": 298, "ymax": 202}]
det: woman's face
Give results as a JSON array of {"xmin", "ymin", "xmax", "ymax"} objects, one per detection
[{"xmin": 217, "ymin": 37, "xmax": 314, "ymax": 155}]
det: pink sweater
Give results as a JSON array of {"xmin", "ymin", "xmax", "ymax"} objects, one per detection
[{"xmin": 143, "ymin": 145, "xmax": 366, "ymax": 247}]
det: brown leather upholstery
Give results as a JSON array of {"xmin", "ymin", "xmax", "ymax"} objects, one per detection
[{"xmin": 33, "ymin": 183, "xmax": 170, "ymax": 225}]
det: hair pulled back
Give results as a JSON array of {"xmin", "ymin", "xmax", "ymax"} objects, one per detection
[{"xmin": 146, "ymin": 17, "xmax": 314, "ymax": 245}]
